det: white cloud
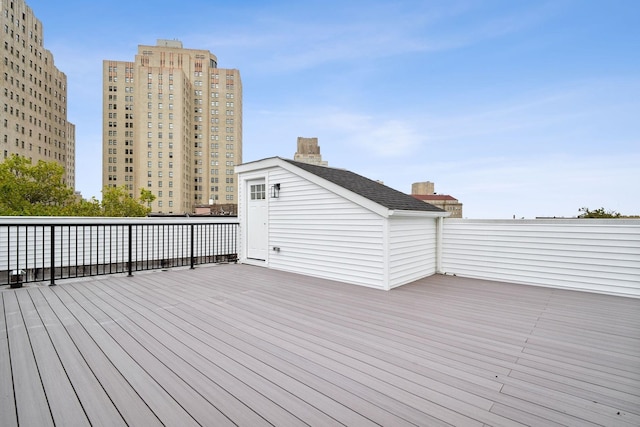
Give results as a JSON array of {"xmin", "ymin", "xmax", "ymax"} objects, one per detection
[
  {"xmin": 316, "ymin": 112, "xmax": 425, "ymax": 157},
  {"xmin": 244, "ymin": 107, "xmax": 426, "ymax": 161}
]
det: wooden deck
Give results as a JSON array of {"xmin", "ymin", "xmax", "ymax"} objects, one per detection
[{"xmin": 1, "ymin": 264, "xmax": 639, "ymax": 426}]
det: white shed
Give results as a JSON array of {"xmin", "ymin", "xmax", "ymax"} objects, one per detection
[{"xmin": 235, "ymin": 157, "xmax": 448, "ymax": 290}]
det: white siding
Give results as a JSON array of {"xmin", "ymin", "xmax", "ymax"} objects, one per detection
[
  {"xmin": 267, "ymin": 168, "xmax": 387, "ymax": 289},
  {"xmin": 442, "ymin": 219, "xmax": 640, "ymax": 297},
  {"xmin": 388, "ymin": 216, "xmax": 437, "ymax": 289}
]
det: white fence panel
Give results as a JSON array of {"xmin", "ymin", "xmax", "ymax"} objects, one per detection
[{"xmin": 442, "ymin": 219, "xmax": 640, "ymax": 297}]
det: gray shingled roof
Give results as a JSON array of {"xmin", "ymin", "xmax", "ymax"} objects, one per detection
[{"xmin": 282, "ymin": 159, "xmax": 444, "ymax": 212}]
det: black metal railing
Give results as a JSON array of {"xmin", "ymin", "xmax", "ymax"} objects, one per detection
[{"xmin": 1, "ymin": 221, "xmax": 238, "ymax": 287}]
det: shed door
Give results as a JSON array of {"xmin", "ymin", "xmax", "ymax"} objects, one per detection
[{"xmin": 247, "ymin": 180, "xmax": 268, "ymax": 260}]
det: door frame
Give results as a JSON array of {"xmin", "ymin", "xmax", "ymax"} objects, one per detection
[
  {"xmin": 246, "ymin": 178, "xmax": 268, "ymax": 262},
  {"xmin": 239, "ymin": 172, "xmax": 270, "ymax": 266}
]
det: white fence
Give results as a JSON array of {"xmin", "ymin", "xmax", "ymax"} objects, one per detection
[{"xmin": 441, "ymin": 219, "xmax": 640, "ymax": 298}]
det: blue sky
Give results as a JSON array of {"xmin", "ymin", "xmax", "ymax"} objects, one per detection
[{"xmin": 28, "ymin": 0, "xmax": 639, "ymax": 218}]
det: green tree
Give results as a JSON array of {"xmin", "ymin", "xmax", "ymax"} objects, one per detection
[
  {"xmin": 63, "ymin": 197, "xmax": 103, "ymax": 217},
  {"xmin": 0, "ymin": 156, "xmax": 154, "ymax": 217},
  {"xmin": 100, "ymin": 185, "xmax": 153, "ymax": 217},
  {"xmin": 0, "ymin": 155, "xmax": 75, "ymax": 215},
  {"xmin": 139, "ymin": 188, "xmax": 156, "ymax": 209},
  {"xmin": 578, "ymin": 207, "xmax": 622, "ymax": 218}
]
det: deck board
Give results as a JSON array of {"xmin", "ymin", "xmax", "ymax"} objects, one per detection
[
  {"xmin": 0, "ymin": 295, "xmax": 18, "ymax": 427},
  {"xmin": 59, "ymin": 284, "xmax": 237, "ymax": 427},
  {"xmin": 3, "ymin": 292, "xmax": 53, "ymax": 427},
  {"xmin": 120, "ymin": 276, "xmax": 423, "ymax": 426},
  {"xmin": 27, "ymin": 289, "xmax": 128, "ymax": 427},
  {"xmin": 13, "ymin": 291, "xmax": 90, "ymax": 426},
  {"xmin": 103, "ymin": 278, "xmax": 318, "ymax": 426},
  {"xmin": 56, "ymin": 284, "xmax": 204, "ymax": 427},
  {"xmin": 77, "ymin": 279, "xmax": 325, "ymax": 426},
  {"xmin": 1, "ymin": 264, "xmax": 639, "ymax": 426},
  {"xmin": 112, "ymin": 276, "xmax": 446, "ymax": 427},
  {"xmin": 135, "ymin": 280, "xmax": 484, "ymax": 426},
  {"xmin": 37, "ymin": 286, "xmax": 164, "ymax": 427}
]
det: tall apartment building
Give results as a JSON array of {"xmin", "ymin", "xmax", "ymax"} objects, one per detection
[
  {"xmin": 1, "ymin": 0, "xmax": 75, "ymax": 188},
  {"xmin": 103, "ymin": 39, "xmax": 242, "ymax": 214}
]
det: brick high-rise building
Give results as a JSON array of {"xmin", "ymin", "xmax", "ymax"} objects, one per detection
[
  {"xmin": 1, "ymin": 0, "xmax": 75, "ymax": 188},
  {"xmin": 103, "ymin": 39, "xmax": 242, "ymax": 214}
]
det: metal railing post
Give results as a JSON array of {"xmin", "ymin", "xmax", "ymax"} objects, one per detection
[
  {"xmin": 128, "ymin": 224, "xmax": 133, "ymax": 277},
  {"xmin": 190, "ymin": 224, "xmax": 195, "ymax": 269},
  {"xmin": 50, "ymin": 225, "xmax": 56, "ymax": 286}
]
